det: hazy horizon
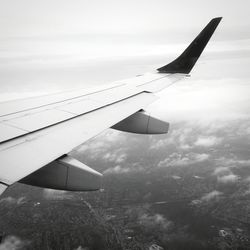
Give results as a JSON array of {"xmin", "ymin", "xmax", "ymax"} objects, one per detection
[{"xmin": 1, "ymin": 1, "xmax": 250, "ymax": 249}]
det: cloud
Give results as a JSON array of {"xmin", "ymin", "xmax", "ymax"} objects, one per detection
[
  {"xmin": 235, "ymin": 120, "xmax": 250, "ymax": 136},
  {"xmin": 138, "ymin": 213, "xmax": 172, "ymax": 230},
  {"xmin": 190, "ymin": 199, "xmax": 202, "ymax": 205},
  {"xmin": 213, "ymin": 166, "xmax": 239, "ymax": 184},
  {"xmin": 74, "ymin": 247, "xmax": 89, "ymax": 250},
  {"xmin": 0, "ymin": 196, "xmax": 26, "ymax": 206},
  {"xmin": 217, "ymin": 174, "xmax": 239, "ymax": 184},
  {"xmin": 193, "ymin": 175, "xmax": 204, "ymax": 179},
  {"xmin": 244, "ymin": 189, "xmax": 250, "ymax": 195},
  {"xmin": 149, "ymin": 78, "xmax": 250, "ymax": 123},
  {"xmin": 0, "ymin": 236, "xmax": 28, "ymax": 250},
  {"xmin": 213, "ymin": 167, "xmax": 231, "ymax": 176},
  {"xmin": 244, "ymin": 176, "xmax": 250, "ymax": 183},
  {"xmin": 243, "ymin": 177, "xmax": 250, "ymax": 195},
  {"xmin": 103, "ymin": 165, "xmax": 131, "ymax": 175},
  {"xmin": 191, "ymin": 190, "xmax": 223, "ymax": 205},
  {"xmin": 200, "ymin": 190, "xmax": 223, "ymax": 202},
  {"xmin": 43, "ymin": 189, "xmax": 73, "ymax": 200},
  {"xmin": 149, "ymin": 127, "xmax": 193, "ymax": 151},
  {"xmin": 234, "ymin": 159, "xmax": 250, "ymax": 166},
  {"xmin": 172, "ymin": 175, "xmax": 182, "ymax": 180},
  {"xmin": 74, "ymin": 130, "xmax": 128, "ymax": 161},
  {"xmin": 149, "ymin": 139, "xmax": 169, "ymax": 150},
  {"xmin": 215, "ymin": 157, "xmax": 250, "ymax": 169},
  {"xmin": 102, "ymin": 151, "xmax": 127, "ymax": 164},
  {"xmin": 103, "ymin": 160, "xmax": 145, "ymax": 175},
  {"xmin": 158, "ymin": 152, "xmax": 209, "ymax": 167},
  {"xmin": 194, "ymin": 153, "xmax": 210, "ymax": 162},
  {"xmin": 103, "ymin": 130, "xmax": 126, "ymax": 143},
  {"xmin": 194, "ymin": 136, "xmax": 222, "ymax": 147}
]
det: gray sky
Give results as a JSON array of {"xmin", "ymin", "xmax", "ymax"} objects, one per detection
[
  {"xmin": 0, "ymin": 0, "xmax": 249, "ymax": 38},
  {"xmin": 0, "ymin": 0, "xmax": 250, "ymax": 123}
]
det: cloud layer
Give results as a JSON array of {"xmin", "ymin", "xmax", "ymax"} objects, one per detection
[{"xmin": 0, "ymin": 236, "xmax": 28, "ymax": 250}]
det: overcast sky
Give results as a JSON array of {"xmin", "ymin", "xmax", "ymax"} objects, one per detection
[
  {"xmin": 0, "ymin": 0, "xmax": 249, "ymax": 124},
  {"xmin": 0, "ymin": 0, "xmax": 249, "ymax": 38}
]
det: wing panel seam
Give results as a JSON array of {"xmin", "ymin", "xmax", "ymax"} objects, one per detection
[{"xmin": 0, "ymin": 91, "xmax": 153, "ymax": 145}]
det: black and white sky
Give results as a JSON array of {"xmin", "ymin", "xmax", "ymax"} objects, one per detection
[
  {"xmin": 0, "ymin": 0, "xmax": 250, "ymax": 123},
  {"xmin": 0, "ymin": 0, "xmax": 249, "ymax": 37},
  {"xmin": 1, "ymin": 2, "xmax": 250, "ymax": 246}
]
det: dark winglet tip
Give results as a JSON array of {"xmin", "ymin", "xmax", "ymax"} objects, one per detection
[
  {"xmin": 157, "ymin": 17, "xmax": 223, "ymax": 74},
  {"xmin": 213, "ymin": 17, "xmax": 223, "ymax": 20},
  {"xmin": 211, "ymin": 17, "xmax": 223, "ymax": 24}
]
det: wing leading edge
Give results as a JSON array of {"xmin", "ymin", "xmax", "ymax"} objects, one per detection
[{"xmin": 0, "ymin": 17, "xmax": 222, "ymax": 193}]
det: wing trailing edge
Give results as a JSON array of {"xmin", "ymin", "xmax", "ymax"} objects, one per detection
[{"xmin": 157, "ymin": 17, "xmax": 222, "ymax": 74}]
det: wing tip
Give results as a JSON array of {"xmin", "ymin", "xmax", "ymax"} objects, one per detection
[
  {"xmin": 157, "ymin": 17, "xmax": 223, "ymax": 74},
  {"xmin": 213, "ymin": 17, "xmax": 223, "ymax": 21}
]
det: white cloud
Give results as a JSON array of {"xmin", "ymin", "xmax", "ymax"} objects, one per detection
[
  {"xmin": 234, "ymin": 120, "xmax": 250, "ymax": 136},
  {"xmin": 0, "ymin": 236, "xmax": 28, "ymax": 250},
  {"xmin": 149, "ymin": 139, "xmax": 168, "ymax": 150},
  {"xmin": 103, "ymin": 130, "xmax": 126, "ymax": 143},
  {"xmin": 193, "ymin": 175, "xmax": 204, "ymax": 179},
  {"xmin": 200, "ymin": 190, "xmax": 223, "ymax": 202},
  {"xmin": 74, "ymin": 247, "xmax": 89, "ymax": 250},
  {"xmin": 213, "ymin": 166, "xmax": 239, "ymax": 184},
  {"xmin": 74, "ymin": 130, "xmax": 127, "ymax": 161},
  {"xmin": 244, "ymin": 189, "xmax": 250, "ymax": 195},
  {"xmin": 243, "ymin": 175, "xmax": 250, "ymax": 194},
  {"xmin": 149, "ymin": 78, "xmax": 250, "ymax": 123},
  {"xmin": 213, "ymin": 167, "xmax": 231, "ymax": 176},
  {"xmin": 194, "ymin": 136, "xmax": 222, "ymax": 147},
  {"xmin": 194, "ymin": 153, "xmax": 210, "ymax": 162},
  {"xmin": 138, "ymin": 213, "xmax": 172, "ymax": 230},
  {"xmin": 215, "ymin": 157, "xmax": 250, "ymax": 168},
  {"xmin": 43, "ymin": 189, "xmax": 73, "ymax": 200},
  {"xmin": 0, "ymin": 196, "xmax": 26, "ymax": 206},
  {"xmin": 150, "ymin": 127, "xmax": 193, "ymax": 151},
  {"xmin": 158, "ymin": 152, "xmax": 209, "ymax": 167},
  {"xmin": 103, "ymin": 151, "xmax": 127, "ymax": 164},
  {"xmin": 179, "ymin": 143, "xmax": 192, "ymax": 150},
  {"xmin": 172, "ymin": 175, "xmax": 182, "ymax": 180},
  {"xmin": 115, "ymin": 153, "xmax": 127, "ymax": 163},
  {"xmin": 217, "ymin": 174, "xmax": 239, "ymax": 184},
  {"xmin": 103, "ymin": 165, "xmax": 130, "ymax": 175},
  {"xmin": 190, "ymin": 199, "xmax": 202, "ymax": 205}
]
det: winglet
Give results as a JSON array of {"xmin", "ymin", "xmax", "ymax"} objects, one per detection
[{"xmin": 157, "ymin": 17, "xmax": 222, "ymax": 74}]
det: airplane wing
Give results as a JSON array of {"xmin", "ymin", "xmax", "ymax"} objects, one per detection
[{"xmin": 0, "ymin": 17, "xmax": 222, "ymax": 194}]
